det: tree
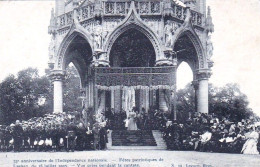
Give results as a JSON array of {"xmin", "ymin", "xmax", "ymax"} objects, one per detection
[
  {"xmin": 0, "ymin": 65, "xmax": 83, "ymax": 125},
  {"xmin": 0, "ymin": 68, "xmax": 52, "ymax": 125},
  {"xmin": 176, "ymin": 84, "xmax": 196, "ymax": 123},
  {"xmin": 0, "ymin": 74, "xmax": 22, "ymax": 124},
  {"xmin": 63, "ymin": 64, "xmax": 82, "ymax": 113},
  {"xmin": 209, "ymin": 83, "xmax": 254, "ymax": 121},
  {"xmin": 176, "ymin": 83, "xmax": 255, "ymax": 122}
]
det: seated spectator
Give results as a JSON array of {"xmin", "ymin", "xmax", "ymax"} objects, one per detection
[{"xmin": 199, "ymin": 128, "xmax": 212, "ymax": 152}]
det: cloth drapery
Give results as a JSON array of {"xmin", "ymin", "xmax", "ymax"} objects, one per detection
[{"xmin": 122, "ymin": 87, "xmax": 135, "ymax": 118}]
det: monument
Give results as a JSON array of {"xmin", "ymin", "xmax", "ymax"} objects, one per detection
[{"xmin": 47, "ymin": 0, "xmax": 214, "ymax": 120}]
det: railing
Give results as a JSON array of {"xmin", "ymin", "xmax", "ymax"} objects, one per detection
[
  {"xmin": 57, "ymin": 11, "xmax": 73, "ymax": 27},
  {"xmin": 56, "ymin": 5, "xmax": 95, "ymax": 28},
  {"xmin": 103, "ymin": 1, "xmax": 162, "ymax": 16},
  {"xmin": 191, "ymin": 10, "xmax": 203, "ymax": 26},
  {"xmin": 169, "ymin": 3, "xmax": 203, "ymax": 27}
]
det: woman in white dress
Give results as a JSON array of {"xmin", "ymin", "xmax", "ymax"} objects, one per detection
[
  {"xmin": 127, "ymin": 111, "xmax": 138, "ymax": 131},
  {"xmin": 241, "ymin": 127, "xmax": 259, "ymax": 155}
]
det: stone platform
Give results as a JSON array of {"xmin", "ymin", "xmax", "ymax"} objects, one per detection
[{"xmin": 107, "ymin": 130, "xmax": 167, "ymax": 150}]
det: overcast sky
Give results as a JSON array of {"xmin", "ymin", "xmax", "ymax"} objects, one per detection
[{"xmin": 0, "ymin": 0, "xmax": 260, "ymax": 116}]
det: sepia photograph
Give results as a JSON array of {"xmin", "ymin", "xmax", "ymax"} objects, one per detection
[{"xmin": 0, "ymin": 0, "xmax": 260, "ymax": 166}]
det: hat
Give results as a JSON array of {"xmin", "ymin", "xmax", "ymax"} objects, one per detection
[
  {"xmin": 100, "ymin": 122, "xmax": 106, "ymax": 127},
  {"xmin": 211, "ymin": 126, "xmax": 217, "ymax": 129},
  {"xmin": 254, "ymin": 122, "xmax": 260, "ymax": 127},
  {"xmin": 166, "ymin": 121, "xmax": 172, "ymax": 127}
]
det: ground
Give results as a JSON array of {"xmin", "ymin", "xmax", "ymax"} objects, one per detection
[{"xmin": 1, "ymin": 151, "xmax": 260, "ymax": 167}]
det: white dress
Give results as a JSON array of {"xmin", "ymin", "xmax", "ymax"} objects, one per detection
[
  {"xmin": 241, "ymin": 131, "xmax": 259, "ymax": 155},
  {"xmin": 127, "ymin": 112, "xmax": 138, "ymax": 131}
]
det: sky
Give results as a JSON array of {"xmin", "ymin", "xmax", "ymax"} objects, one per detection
[{"xmin": 0, "ymin": 0, "xmax": 260, "ymax": 116}]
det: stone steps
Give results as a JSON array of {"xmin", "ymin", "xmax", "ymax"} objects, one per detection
[
  {"xmin": 107, "ymin": 130, "xmax": 167, "ymax": 150},
  {"xmin": 112, "ymin": 130, "xmax": 157, "ymax": 146},
  {"xmin": 152, "ymin": 130, "xmax": 167, "ymax": 150}
]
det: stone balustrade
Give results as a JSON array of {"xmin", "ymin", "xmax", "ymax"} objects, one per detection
[
  {"xmin": 56, "ymin": 0, "xmax": 204, "ymax": 29},
  {"xmin": 190, "ymin": 10, "xmax": 203, "ymax": 26}
]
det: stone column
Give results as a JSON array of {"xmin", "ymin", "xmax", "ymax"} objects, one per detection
[
  {"xmin": 85, "ymin": 82, "xmax": 89, "ymax": 109},
  {"xmin": 139, "ymin": 90, "xmax": 143, "ymax": 112},
  {"xmin": 145, "ymin": 89, "xmax": 149, "ymax": 112},
  {"xmin": 50, "ymin": 71, "xmax": 65, "ymax": 114},
  {"xmin": 88, "ymin": 79, "xmax": 94, "ymax": 108},
  {"xmin": 156, "ymin": 53, "xmax": 174, "ymax": 112},
  {"xmin": 159, "ymin": 89, "xmax": 168, "ymax": 112},
  {"xmin": 192, "ymin": 80, "xmax": 199, "ymax": 113},
  {"xmin": 111, "ymin": 89, "xmax": 115, "ymax": 109},
  {"xmin": 196, "ymin": 72, "xmax": 210, "ymax": 114},
  {"xmin": 114, "ymin": 89, "xmax": 121, "ymax": 113}
]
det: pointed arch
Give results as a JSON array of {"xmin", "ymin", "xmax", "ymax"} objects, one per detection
[
  {"xmin": 56, "ymin": 29, "xmax": 93, "ymax": 70},
  {"xmin": 105, "ymin": 23, "xmax": 162, "ymax": 62},
  {"xmin": 173, "ymin": 29, "xmax": 206, "ymax": 70},
  {"xmin": 55, "ymin": 30, "xmax": 93, "ymax": 88},
  {"xmin": 104, "ymin": 7, "xmax": 163, "ymax": 62},
  {"xmin": 110, "ymin": 28, "xmax": 156, "ymax": 67}
]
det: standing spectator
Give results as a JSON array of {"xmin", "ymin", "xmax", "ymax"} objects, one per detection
[
  {"xmin": 85, "ymin": 123, "xmax": 93, "ymax": 150},
  {"xmin": 99, "ymin": 122, "xmax": 108, "ymax": 150},
  {"xmin": 66, "ymin": 122, "xmax": 77, "ymax": 152},
  {"xmin": 12, "ymin": 120, "xmax": 23, "ymax": 152},
  {"xmin": 76, "ymin": 123, "xmax": 86, "ymax": 151},
  {"xmin": 92, "ymin": 123, "xmax": 100, "ymax": 150}
]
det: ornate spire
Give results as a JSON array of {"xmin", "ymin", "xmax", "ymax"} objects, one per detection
[
  {"xmin": 94, "ymin": 0, "xmax": 103, "ymax": 17},
  {"xmin": 206, "ymin": 6, "xmax": 214, "ymax": 34},
  {"xmin": 48, "ymin": 8, "xmax": 56, "ymax": 35}
]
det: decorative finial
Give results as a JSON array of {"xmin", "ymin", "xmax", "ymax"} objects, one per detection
[
  {"xmin": 208, "ymin": 6, "xmax": 211, "ymax": 16},
  {"xmin": 48, "ymin": 8, "xmax": 56, "ymax": 35},
  {"xmin": 94, "ymin": 0, "xmax": 103, "ymax": 17},
  {"xmin": 206, "ymin": 6, "xmax": 214, "ymax": 34}
]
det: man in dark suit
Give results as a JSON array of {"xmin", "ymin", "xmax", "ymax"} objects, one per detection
[
  {"xmin": 12, "ymin": 120, "xmax": 23, "ymax": 152},
  {"xmin": 67, "ymin": 122, "xmax": 77, "ymax": 152},
  {"xmin": 76, "ymin": 123, "xmax": 86, "ymax": 151},
  {"xmin": 99, "ymin": 123, "xmax": 108, "ymax": 150}
]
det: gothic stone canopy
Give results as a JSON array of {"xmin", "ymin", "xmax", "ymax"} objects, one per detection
[
  {"xmin": 48, "ymin": 0, "xmax": 214, "ymax": 79},
  {"xmin": 48, "ymin": 0, "xmax": 214, "ymax": 114}
]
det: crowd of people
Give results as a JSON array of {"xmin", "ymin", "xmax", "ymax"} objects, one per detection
[
  {"xmin": 156, "ymin": 111, "xmax": 260, "ymax": 154},
  {"xmin": 105, "ymin": 107, "xmax": 171, "ymax": 131},
  {"xmin": 0, "ymin": 111, "xmax": 109, "ymax": 152},
  {"xmin": 0, "ymin": 107, "xmax": 260, "ymax": 154}
]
